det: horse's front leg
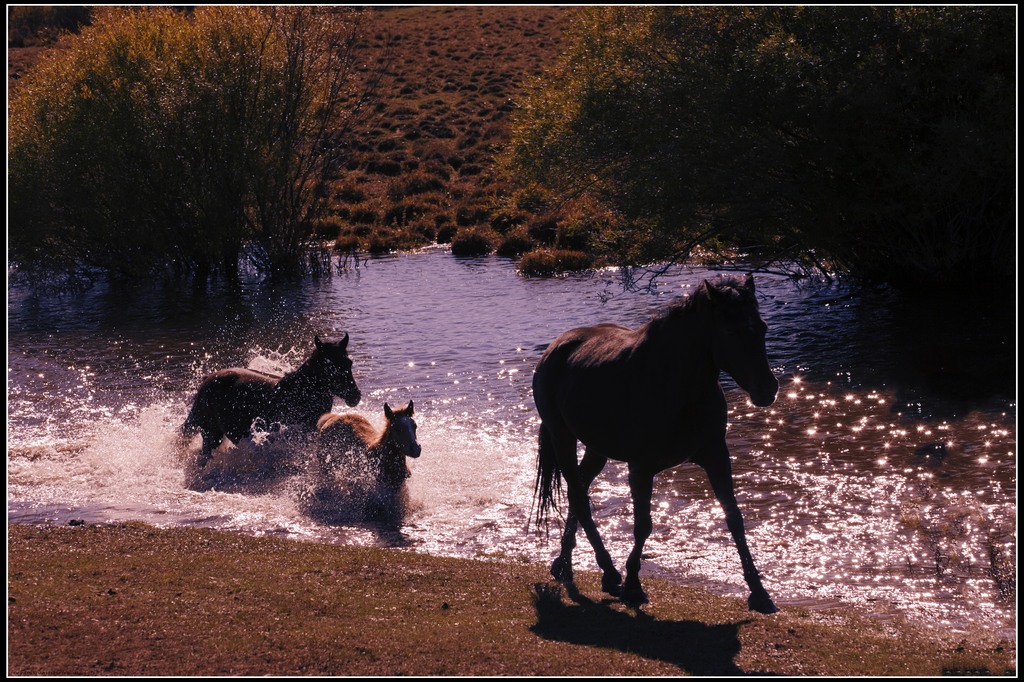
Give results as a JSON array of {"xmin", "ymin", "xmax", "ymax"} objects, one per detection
[
  {"xmin": 196, "ymin": 430, "xmax": 223, "ymax": 469},
  {"xmin": 551, "ymin": 448, "xmax": 607, "ymax": 584},
  {"xmin": 622, "ymin": 465, "xmax": 654, "ymax": 605},
  {"xmin": 703, "ymin": 447, "xmax": 778, "ymax": 614}
]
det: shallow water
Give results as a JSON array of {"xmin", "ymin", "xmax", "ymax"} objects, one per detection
[{"xmin": 7, "ymin": 248, "xmax": 1016, "ymax": 639}]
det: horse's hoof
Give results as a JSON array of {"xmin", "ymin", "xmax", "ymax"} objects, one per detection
[
  {"xmin": 749, "ymin": 592, "xmax": 779, "ymax": 614},
  {"xmin": 550, "ymin": 556, "xmax": 574, "ymax": 583},
  {"xmin": 601, "ymin": 571, "xmax": 623, "ymax": 597},
  {"xmin": 620, "ymin": 584, "xmax": 649, "ymax": 606}
]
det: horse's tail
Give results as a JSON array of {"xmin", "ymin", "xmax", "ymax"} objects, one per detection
[{"xmin": 532, "ymin": 423, "xmax": 562, "ymax": 530}]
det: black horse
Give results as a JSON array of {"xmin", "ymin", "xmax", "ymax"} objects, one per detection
[
  {"xmin": 182, "ymin": 334, "xmax": 361, "ymax": 468},
  {"xmin": 533, "ymin": 275, "xmax": 780, "ymax": 613}
]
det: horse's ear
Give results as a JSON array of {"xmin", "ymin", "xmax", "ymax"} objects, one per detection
[
  {"xmin": 340, "ymin": 332, "xmax": 349, "ymax": 350},
  {"xmin": 315, "ymin": 335, "xmax": 323, "ymax": 349},
  {"xmin": 384, "ymin": 402, "xmax": 394, "ymax": 420},
  {"xmin": 744, "ymin": 273, "xmax": 755, "ymax": 293},
  {"xmin": 408, "ymin": 400, "xmax": 414, "ymax": 415},
  {"xmin": 702, "ymin": 279, "xmax": 721, "ymax": 304}
]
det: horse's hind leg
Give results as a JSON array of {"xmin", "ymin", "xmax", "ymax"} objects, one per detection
[
  {"xmin": 551, "ymin": 448, "xmax": 607, "ymax": 584},
  {"xmin": 704, "ymin": 448, "xmax": 778, "ymax": 614},
  {"xmin": 555, "ymin": 442, "xmax": 621, "ymax": 596},
  {"xmin": 622, "ymin": 465, "xmax": 654, "ymax": 605}
]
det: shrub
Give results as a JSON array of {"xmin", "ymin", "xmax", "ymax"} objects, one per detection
[
  {"xmin": 458, "ymin": 163, "xmax": 485, "ymax": 176},
  {"xmin": 333, "ymin": 185, "xmax": 368, "ymax": 204},
  {"xmin": 367, "ymin": 229, "xmax": 399, "ymax": 254},
  {"xmin": 383, "ymin": 200, "xmax": 429, "ymax": 227},
  {"xmin": 8, "ymin": 6, "xmax": 92, "ymax": 46},
  {"xmin": 406, "ymin": 219, "xmax": 437, "ymax": 242},
  {"xmin": 349, "ymin": 203, "xmax": 382, "ymax": 225},
  {"xmin": 503, "ymin": 6, "xmax": 1015, "ymax": 290},
  {"xmin": 436, "ymin": 224, "xmax": 458, "ymax": 244},
  {"xmin": 556, "ymin": 220, "xmax": 595, "ymax": 252},
  {"xmin": 8, "ymin": 7, "xmax": 385, "ymax": 283},
  {"xmin": 366, "ymin": 159, "xmax": 403, "ymax": 176}
]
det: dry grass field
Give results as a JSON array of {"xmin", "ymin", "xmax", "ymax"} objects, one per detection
[
  {"xmin": 8, "ymin": 522, "xmax": 1016, "ymax": 676},
  {"xmin": 324, "ymin": 7, "xmax": 570, "ymax": 257}
]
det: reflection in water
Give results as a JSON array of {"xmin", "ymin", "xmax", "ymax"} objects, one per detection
[{"xmin": 7, "ymin": 248, "xmax": 1016, "ymax": 638}]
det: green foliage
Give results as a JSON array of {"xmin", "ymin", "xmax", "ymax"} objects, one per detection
[
  {"xmin": 9, "ymin": 7, "xmax": 380, "ymax": 284},
  {"xmin": 502, "ymin": 7, "xmax": 1016, "ymax": 290}
]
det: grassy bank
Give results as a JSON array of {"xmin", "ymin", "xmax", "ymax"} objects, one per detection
[{"xmin": 7, "ymin": 522, "xmax": 1014, "ymax": 676}]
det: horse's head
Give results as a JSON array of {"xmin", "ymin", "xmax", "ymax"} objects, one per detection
[
  {"xmin": 384, "ymin": 401, "xmax": 421, "ymax": 460},
  {"xmin": 314, "ymin": 334, "xmax": 362, "ymax": 407},
  {"xmin": 703, "ymin": 275, "xmax": 778, "ymax": 407}
]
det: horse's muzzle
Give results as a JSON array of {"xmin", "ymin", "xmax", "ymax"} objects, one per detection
[
  {"xmin": 749, "ymin": 381, "xmax": 779, "ymax": 407},
  {"xmin": 407, "ymin": 444, "xmax": 422, "ymax": 458},
  {"xmin": 344, "ymin": 390, "xmax": 362, "ymax": 407}
]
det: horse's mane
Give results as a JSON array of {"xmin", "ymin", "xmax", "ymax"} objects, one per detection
[
  {"xmin": 276, "ymin": 341, "xmax": 337, "ymax": 390},
  {"xmin": 647, "ymin": 274, "xmax": 754, "ymax": 330},
  {"xmin": 349, "ymin": 415, "xmax": 382, "ymax": 449},
  {"xmin": 320, "ymin": 412, "xmax": 379, "ymax": 447}
]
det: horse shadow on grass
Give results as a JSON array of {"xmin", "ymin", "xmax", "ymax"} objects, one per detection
[{"xmin": 531, "ymin": 582, "xmax": 768, "ymax": 676}]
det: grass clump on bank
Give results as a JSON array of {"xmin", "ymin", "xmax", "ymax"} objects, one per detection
[
  {"xmin": 519, "ymin": 248, "xmax": 596, "ymax": 276},
  {"xmin": 450, "ymin": 227, "xmax": 499, "ymax": 256},
  {"xmin": 8, "ymin": 522, "xmax": 1015, "ymax": 677}
]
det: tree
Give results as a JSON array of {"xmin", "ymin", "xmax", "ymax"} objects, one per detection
[
  {"xmin": 8, "ymin": 6, "xmax": 386, "ymax": 286},
  {"xmin": 502, "ymin": 7, "xmax": 1016, "ymax": 290}
]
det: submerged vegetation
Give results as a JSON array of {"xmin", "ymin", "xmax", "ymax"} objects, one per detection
[{"xmin": 8, "ymin": 6, "xmax": 1016, "ymax": 290}]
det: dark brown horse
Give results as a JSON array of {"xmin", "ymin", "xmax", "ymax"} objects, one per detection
[
  {"xmin": 533, "ymin": 274, "xmax": 780, "ymax": 613},
  {"xmin": 182, "ymin": 334, "xmax": 361, "ymax": 468}
]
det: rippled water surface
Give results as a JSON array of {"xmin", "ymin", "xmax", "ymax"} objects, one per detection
[{"xmin": 8, "ymin": 248, "xmax": 1016, "ymax": 638}]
